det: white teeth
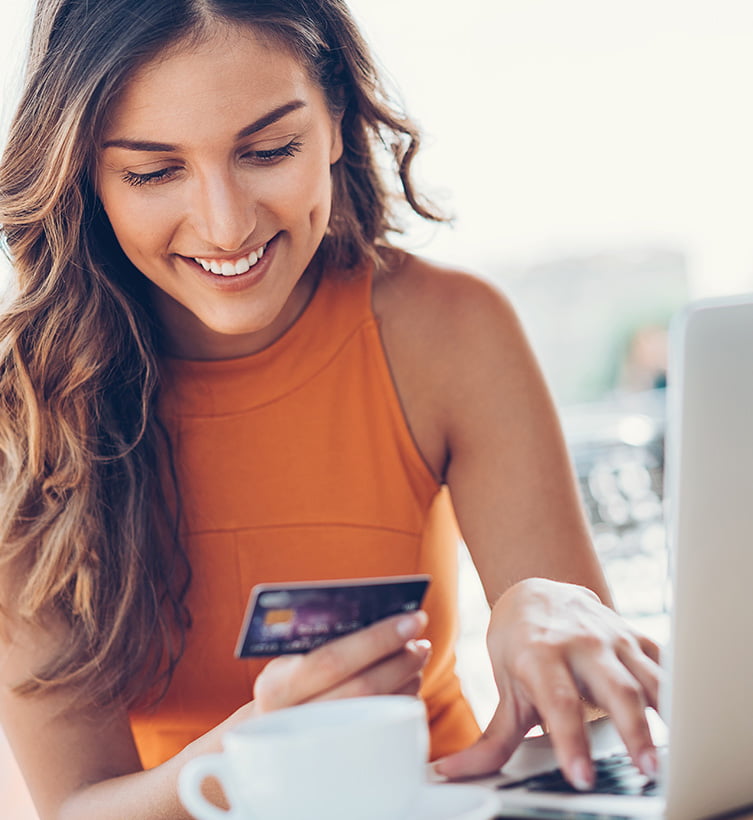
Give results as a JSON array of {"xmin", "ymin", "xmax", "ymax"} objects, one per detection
[{"xmin": 194, "ymin": 243, "xmax": 268, "ymax": 276}]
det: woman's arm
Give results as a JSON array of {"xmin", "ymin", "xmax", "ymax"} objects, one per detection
[
  {"xmin": 375, "ymin": 253, "xmax": 661, "ymax": 788},
  {"xmin": 0, "ymin": 605, "xmax": 429, "ymax": 819},
  {"xmin": 374, "ymin": 253, "xmax": 609, "ymax": 594}
]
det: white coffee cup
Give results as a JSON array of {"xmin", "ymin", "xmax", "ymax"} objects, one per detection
[{"xmin": 178, "ymin": 695, "xmax": 430, "ymax": 820}]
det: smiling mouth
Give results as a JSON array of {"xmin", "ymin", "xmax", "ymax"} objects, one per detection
[{"xmin": 192, "ymin": 242, "xmax": 268, "ymax": 276}]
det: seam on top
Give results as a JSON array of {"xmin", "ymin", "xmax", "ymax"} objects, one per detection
[
  {"xmin": 168, "ymin": 314, "xmax": 376, "ymax": 419},
  {"xmin": 181, "ymin": 520, "xmax": 425, "ymax": 538}
]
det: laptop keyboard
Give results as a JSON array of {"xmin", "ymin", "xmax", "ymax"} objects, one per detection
[{"xmin": 497, "ymin": 752, "xmax": 661, "ymax": 797}]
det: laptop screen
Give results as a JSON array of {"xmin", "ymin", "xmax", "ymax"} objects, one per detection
[{"xmin": 662, "ymin": 294, "xmax": 753, "ymax": 819}]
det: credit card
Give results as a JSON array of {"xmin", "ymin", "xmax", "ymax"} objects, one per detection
[{"xmin": 234, "ymin": 574, "xmax": 431, "ymax": 658}]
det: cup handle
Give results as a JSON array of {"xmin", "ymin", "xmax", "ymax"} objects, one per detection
[{"xmin": 178, "ymin": 753, "xmax": 237, "ymax": 820}]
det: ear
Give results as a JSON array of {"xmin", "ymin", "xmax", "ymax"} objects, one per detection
[{"xmin": 329, "ymin": 112, "xmax": 344, "ymax": 165}]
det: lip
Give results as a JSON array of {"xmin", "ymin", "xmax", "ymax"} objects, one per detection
[{"xmin": 178, "ymin": 235, "xmax": 277, "ymax": 290}]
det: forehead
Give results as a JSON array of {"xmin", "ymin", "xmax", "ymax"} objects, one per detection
[{"xmin": 102, "ymin": 23, "xmax": 321, "ymax": 141}]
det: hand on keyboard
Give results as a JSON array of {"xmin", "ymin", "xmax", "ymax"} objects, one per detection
[{"xmin": 433, "ymin": 579, "xmax": 663, "ymax": 791}]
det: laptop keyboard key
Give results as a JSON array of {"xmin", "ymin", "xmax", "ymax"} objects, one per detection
[{"xmin": 497, "ymin": 752, "xmax": 658, "ymax": 797}]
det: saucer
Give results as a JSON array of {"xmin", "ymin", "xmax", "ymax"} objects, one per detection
[{"xmin": 415, "ymin": 783, "xmax": 499, "ymax": 820}]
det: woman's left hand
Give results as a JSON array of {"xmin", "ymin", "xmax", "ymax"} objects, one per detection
[{"xmin": 434, "ymin": 578, "xmax": 662, "ymax": 790}]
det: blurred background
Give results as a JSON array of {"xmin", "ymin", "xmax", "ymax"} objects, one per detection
[
  {"xmin": 344, "ymin": 0, "xmax": 753, "ymax": 727},
  {"xmin": 2, "ymin": 1, "xmax": 753, "ymax": 815}
]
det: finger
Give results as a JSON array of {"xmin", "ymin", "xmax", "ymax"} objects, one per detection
[
  {"xmin": 253, "ymin": 648, "xmax": 426, "ymax": 713},
  {"xmin": 254, "ymin": 611, "xmax": 428, "ymax": 709},
  {"xmin": 527, "ymin": 662, "xmax": 593, "ymax": 791},
  {"xmin": 433, "ymin": 700, "xmax": 531, "ymax": 779},
  {"xmin": 306, "ymin": 639, "xmax": 431, "ymax": 702},
  {"xmin": 616, "ymin": 641, "xmax": 663, "ymax": 712},
  {"xmin": 580, "ymin": 654, "xmax": 658, "ymax": 780},
  {"xmin": 635, "ymin": 632, "xmax": 662, "ymax": 666},
  {"xmin": 393, "ymin": 677, "xmax": 423, "ymax": 697}
]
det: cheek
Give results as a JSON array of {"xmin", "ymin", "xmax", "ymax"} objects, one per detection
[
  {"xmin": 260, "ymin": 150, "xmax": 335, "ymax": 223},
  {"xmin": 100, "ymin": 191, "xmax": 174, "ymax": 258}
]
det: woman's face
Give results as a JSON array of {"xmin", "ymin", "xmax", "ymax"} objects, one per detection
[{"xmin": 97, "ymin": 23, "xmax": 343, "ymax": 359}]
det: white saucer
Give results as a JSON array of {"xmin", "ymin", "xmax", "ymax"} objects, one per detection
[{"xmin": 415, "ymin": 783, "xmax": 499, "ymax": 820}]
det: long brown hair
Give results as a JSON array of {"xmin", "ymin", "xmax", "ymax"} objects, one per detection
[{"xmin": 0, "ymin": 0, "xmax": 442, "ymax": 708}]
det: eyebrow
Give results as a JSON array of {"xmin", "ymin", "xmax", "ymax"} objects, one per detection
[{"xmin": 101, "ymin": 100, "xmax": 308, "ymax": 152}]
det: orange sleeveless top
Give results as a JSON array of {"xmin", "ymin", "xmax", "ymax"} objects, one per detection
[{"xmin": 129, "ymin": 266, "xmax": 480, "ymax": 767}]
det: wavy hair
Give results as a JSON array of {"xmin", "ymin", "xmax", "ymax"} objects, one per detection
[{"xmin": 0, "ymin": 0, "xmax": 443, "ymax": 708}]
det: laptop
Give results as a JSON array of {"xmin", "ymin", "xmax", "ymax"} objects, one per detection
[{"xmin": 474, "ymin": 294, "xmax": 753, "ymax": 819}]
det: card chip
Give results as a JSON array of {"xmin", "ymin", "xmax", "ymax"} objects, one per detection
[{"xmin": 265, "ymin": 609, "xmax": 294, "ymax": 625}]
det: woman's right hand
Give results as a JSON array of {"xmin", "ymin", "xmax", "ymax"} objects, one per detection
[
  {"xmin": 0, "ymin": 607, "xmax": 429, "ymax": 820},
  {"xmin": 251, "ymin": 610, "xmax": 431, "ymax": 714}
]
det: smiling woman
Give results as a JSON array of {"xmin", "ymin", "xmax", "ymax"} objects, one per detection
[
  {"xmin": 0, "ymin": 2, "xmax": 662, "ymax": 819},
  {"xmin": 96, "ymin": 25, "xmax": 343, "ymax": 359}
]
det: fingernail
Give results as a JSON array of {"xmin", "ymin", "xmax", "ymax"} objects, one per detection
[
  {"xmin": 639, "ymin": 749, "xmax": 659, "ymax": 779},
  {"xmin": 410, "ymin": 638, "xmax": 432, "ymax": 665},
  {"xmin": 397, "ymin": 610, "xmax": 427, "ymax": 639},
  {"xmin": 430, "ymin": 758, "xmax": 448, "ymax": 779},
  {"xmin": 569, "ymin": 757, "xmax": 593, "ymax": 791}
]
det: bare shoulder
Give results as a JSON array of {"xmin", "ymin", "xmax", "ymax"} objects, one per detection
[
  {"xmin": 373, "ymin": 249, "xmax": 523, "ymax": 347},
  {"xmin": 371, "ymin": 249, "xmax": 539, "ymax": 481},
  {"xmin": 373, "ymin": 249, "xmax": 536, "ymax": 400}
]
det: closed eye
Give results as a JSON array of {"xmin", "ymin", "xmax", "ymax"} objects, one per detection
[
  {"xmin": 121, "ymin": 166, "xmax": 182, "ymax": 187},
  {"xmin": 118, "ymin": 139, "xmax": 302, "ymax": 186},
  {"xmin": 245, "ymin": 139, "xmax": 303, "ymax": 165}
]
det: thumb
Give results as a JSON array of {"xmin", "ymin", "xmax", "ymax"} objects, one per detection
[{"xmin": 432, "ymin": 702, "xmax": 528, "ymax": 779}]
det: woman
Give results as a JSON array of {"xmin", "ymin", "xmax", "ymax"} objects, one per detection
[{"xmin": 0, "ymin": 1, "xmax": 661, "ymax": 817}]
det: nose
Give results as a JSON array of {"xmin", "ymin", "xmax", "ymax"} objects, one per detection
[{"xmin": 191, "ymin": 168, "xmax": 256, "ymax": 252}]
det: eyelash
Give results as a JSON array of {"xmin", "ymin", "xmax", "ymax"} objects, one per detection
[
  {"xmin": 121, "ymin": 166, "xmax": 178, "ymax": 187},
  {"xmin": 247, "ymin": 139, "xmax": 303, "ymax": 164},
  {"xmin": 121, "ymin": 139, "xmax": 304, "ymax": 187}
]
